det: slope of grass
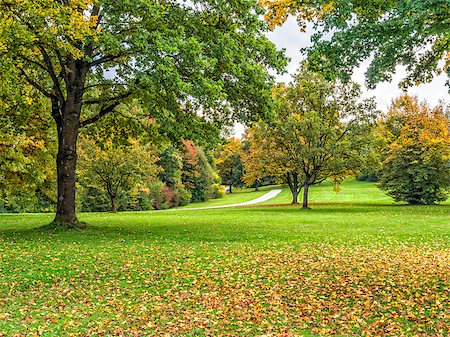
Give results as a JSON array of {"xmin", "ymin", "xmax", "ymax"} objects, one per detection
[
  {"xmin": 261, "ymin": 179, "xmax": 396, "ymax": 205},
  {"xmin": 263, "ymin": 179, "xmax": 450, "ymax": 206},
  {"xmin": 0, "ymin": 180, "xmax": 449, "ymax": 336},
  {"xmin": 180, "ymin": 185, "xmax": 281, "ymax": 208}
]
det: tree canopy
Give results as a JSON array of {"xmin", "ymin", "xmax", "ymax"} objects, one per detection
[
  {"xmin": 0, "ymin": 0, "xmax": 286, "ymax": 225},
  {"xmin": 259, "ymin": 0, "xmax": 450, "ymax": 89},
  {"xmin": 257, "ymin": 68, "xmax": 377, "ymax": 207},
  {"xmin": 215, "ymin": 138, "xmax": 244, "ymax": 193},
  {"xmin": 378, "ymin": 95, "xmax": 450, "ymax": 204}
]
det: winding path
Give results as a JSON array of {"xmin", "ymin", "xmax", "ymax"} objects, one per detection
[{"xmin": 176, "ymin": 189, "xmax": 282, "ymax": 211}]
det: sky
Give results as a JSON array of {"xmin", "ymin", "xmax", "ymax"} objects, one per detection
[{"xmin": 233, "ymin": 17, "xmax": 449, "ymax": 138}]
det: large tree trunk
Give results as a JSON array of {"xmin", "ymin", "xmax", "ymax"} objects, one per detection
[
  {"xmin": 53, "ymin": 106, "xmax": 80, "ymax": 225},
  {"xmin": 291, "ymin": 188, "xmax": 299, "ymax": 204},
  {"xmin": 52, "ymin": 62, "xmax": 86, "ymax": 226},
  {"xmin": 302, "ymin": 183, "xmax": 310, "ymax": 208}
]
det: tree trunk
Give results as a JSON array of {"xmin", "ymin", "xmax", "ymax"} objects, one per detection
[
  {"xmin": 254, "ymin": 181, "xmax": 259, "ymax": 191},
  {"xmin": 53, "ymin": 106, "xmax": 80, "ymax": 225},
  {"xmin": 302, "ymin": 183, "xmax": 310, "ymax": 208},
  {"xmin": 291, "ymin": 188, "xmax": 299, "ymax": 204},
  {"xmin": 110, "ymin": 195, "xmax": 117, "ymax": 213},
  {"xmin": 52, "ymin": 62, "xmax": 86, "ymax": 226},
  {"xmin": 286, "ymin": 172, "xmax": 299, "ymax": 204},
  {"xmin": 229, "ymin": 184, "xmax": 232, "ymax": 194}
]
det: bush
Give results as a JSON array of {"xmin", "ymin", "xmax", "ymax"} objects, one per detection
[
  {"xmin": 178, "ymin": 187, "xmax": 192, "ymax": 206},
  {"xmin": 210, "ymin": 183, "xmax": 225, "ymax": 199},
  {"xmin": 379, "ymin": 144, "xmax": 449, "ymax": 204},
  {"xmin": 357, "ymin": 172, "xmax": 379, "ymax": 182}
]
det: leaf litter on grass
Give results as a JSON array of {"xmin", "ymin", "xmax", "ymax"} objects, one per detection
[{"xmin": 0, "ymin": 239, "xmax": 449, "ymax": 336}]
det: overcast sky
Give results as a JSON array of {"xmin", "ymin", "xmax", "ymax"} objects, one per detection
[
  {"xmin": 267, "ymin": 18, "xmax": 449, "ymax": 109},
  {"xmin": 234, "ymin": 17, "xmax": 449, "ymax": 137}
]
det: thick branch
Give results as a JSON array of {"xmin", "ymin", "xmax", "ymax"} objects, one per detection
[
  {"xmin": 80, "ymin": 101, "xmax": 121, "ymax": 128},
  {"xmin": 18, "ymin": 55, "xmax": 47, "ymax": 72},
  {"xmin": 90, "ymin": 52, "xmax": 132, "ymax": 67},
  {"xmin": 17, "ymin": 67, "xmax": 56, "ymax": 99},
  {"xmin": 38, "ymin": 45, "xmax": 65, "ymax": 103}
]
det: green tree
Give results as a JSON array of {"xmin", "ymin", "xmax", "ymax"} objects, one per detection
[
  {"xmin": 181, "ymin": 140, "xmax": 215, "ymax": 202},
  {"xmin": 158, "ymin": 145, "xmax": 183, "ymax": 189},
  {"xmin": 259, "ymin": 69, "xmax": 377, "ymax": 207},
  {"xmin": 260, "ymin": 0, "xmax": 450, "ymax": 88},
  {"xmin": 0, "ymin": 68, "xmax": 56, "ymax": 212},
  {"xmin": 215, "ymin": 138, "xmax": 244, "ymax": 193},
  {"xmin": 78, "ymin": 137, "xmax": 160, "ymax": 212},
  {"xmin": 378, "ymin": 95, "xmax": 450, "ymax": 204},
  {"xmin": 0, "ymin": 0, "xmax": 286, "ymax": 226},
  {"xmin": 157, "ymin": 145, "xmax": 192, "ymax": 206}
]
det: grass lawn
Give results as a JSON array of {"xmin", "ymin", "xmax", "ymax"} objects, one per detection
[
  {"xmin": 179, "ymin": 186, "xmax": 275, "ymax": 209},
  {"xmin": 0, "ymin": 181, "xmax": 449, "ymax": 336},
  {"xmin": 260, "ymin": 179, "xmax": 397, "ymax": 205}
]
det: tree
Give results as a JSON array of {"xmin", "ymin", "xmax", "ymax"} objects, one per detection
[
  {"xmin": 0, "ymin": 0, "xmax": 286, "ymax": 226},
  {"xmin": 158, "ymin": 145, "xmax": 183, "ymax": 190},
  {"xmin": 157, "ymin": 145, "xmax": 192, "ymax": 206},
  {"xmin": 259, "ymin": 0, "xmax": 450, "ymax": 89},
  {"xmin": 181, "ymin": 140, "xmax": 215, "ymax": 202},
  {"xmin": 215, "ymin": 138, "xmax": 244, "ymax": 193},
  {"xmin": 0, "ymin": 68, "xmax": 57, "ymax": 212},
  {"xmin": 378, "ymin": 95, "xmax": 450, "ymax": 204},
  {"xmin": 241, "ymin": 128, "xmax": 271, "ymax": 191},
  {"xmin": 78, "ymin": 137, "xmax": 160, "ymax": 212},
  {"xmin": 259, "ymin": 69, "xmax": 377, "ymax": 207}
]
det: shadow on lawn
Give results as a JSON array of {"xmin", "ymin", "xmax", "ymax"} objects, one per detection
[{"xmin": 0, "ymin": 203, "xmax": 448, "ymax": 244}]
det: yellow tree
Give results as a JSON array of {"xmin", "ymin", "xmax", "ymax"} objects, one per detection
[
  {"xmin": 378, "ymin": 95, "xmax": 450, "ymax": 204},
  {"xmin": 215, "ymin": 138, "xmax": 244, "ymax": 193},
  {"xmin": 241, "ymin": 128, "xmax": 271, "ymax": 191},
  {"xmin": 78, "ymin": 137, "xmax": 160, "ymax": 213}
]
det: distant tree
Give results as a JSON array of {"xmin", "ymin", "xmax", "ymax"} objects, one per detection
[
  {"xmin": 215, "ymin": 139, "xmax": 244, "ymax": 193},
  {"xmin": 259, "ymin": 69, "xmax": 377, "ymax": 207},
  {"xmin": 157, "ymin": 145, "xmax": 192, "ymax": 206},
  {"xmin": 260, "ymin": 0, "xmax": 450, "ymax": 89},
  {"xmin": 78, "ymin": 137, "xmax": 160, "ymax": 212},
  {"xmin": 0, "ymin": 0, "xmax": 286, "ymax": 226},
  {"xmin": 378, "ymin": 95, "xmax": 450, "ymax": 204},
  {"xmin": 241, "ymin": 128, "xmax": 271, "ymax": 191},
  {"xmin": 181, "ymin": 140, "xmax": 215, "ymax": 202},
  {"xmin": 158, "ymin": 145, "xmax": 183, "ymax": 189}
]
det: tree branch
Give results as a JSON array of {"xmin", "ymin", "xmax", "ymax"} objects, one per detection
[
  {"xmin": 90, "ymin": 51, "xmax": 133, "ymax": 67},
  {"xmin": 17, "ymin": 67, "xmax": 56, "ymax": 99},
  {"xmin": 84, "ymin": 91, "xmax": 132, "ymax": 105},
  {"xmin": 37, "ymin": 45, "xmax": 65, "ymax": 103},
  {"xmin": 80, "ymin": 101, "xmax": 122, "ymax": 127}
]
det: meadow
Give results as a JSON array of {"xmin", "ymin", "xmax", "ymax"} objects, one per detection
[{"xmin": 0, "ymin": 180, "xmax": 449, "ymax": 336}]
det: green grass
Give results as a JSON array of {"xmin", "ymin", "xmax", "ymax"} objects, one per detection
[
  {"xmin": 261, "ymin": 179, "xmax": 397, "ymax": 205},
  {"xmin": 180, "ymin": 185, "xmax": 280, "ymax": 208},
  {"xmin": 0, "ymin": 180, "xmax": 449, "ymax": 336}
]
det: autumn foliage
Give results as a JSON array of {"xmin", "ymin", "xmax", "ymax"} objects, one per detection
[{"xmin": 378, "ymin": 95, "xmax": 450, "ymax": 204}]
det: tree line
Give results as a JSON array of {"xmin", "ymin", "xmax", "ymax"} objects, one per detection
[{"xmin": 216, "ymin": 69, "xmax": 450, "ymax": 208}]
